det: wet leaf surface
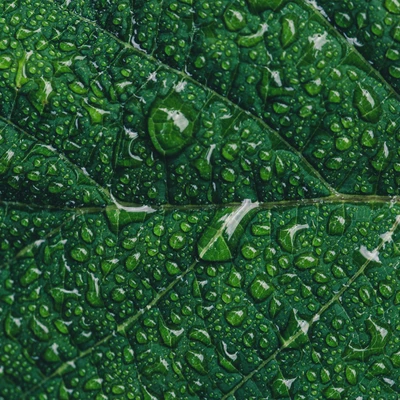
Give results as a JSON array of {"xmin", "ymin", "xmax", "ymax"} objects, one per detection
[{"xmin": 1, "ymin": 0, "xmax": 400, "ymax": 399}]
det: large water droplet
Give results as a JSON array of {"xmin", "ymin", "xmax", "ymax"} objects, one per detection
[
  {"xmin": 249, "ymin": 274, "xmax": 274, "ymax": 301},
  {"xmin": 280, "ymin": 14, "xmax": 298, "ymax": 48},
  {"xmin": 225, "ymin": 307, "xmax": 247, "ymax": 327},
  {"xmin": 185, "ymin": 350, "xmax": 207, "ymax": 375},
  {"xmin": 353, "ymin": 84, "xmax": 381, "ymax": 123},
  {"xmin": 223, "ymin": 6, "xmax": 246, "ymax": 31},
  {"xmin": 148, "ymin": 93, "xmax": 196, "ymax": 156},
  {"xmin": 384, "ymin": 0, "xmax": 400, "ymax": 14}
]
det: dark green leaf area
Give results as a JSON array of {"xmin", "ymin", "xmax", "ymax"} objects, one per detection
[
  {"xmin": 0, "ymin": 0, "xmax": 331, "ymax": 206},
  {"xmin": 1, "ymin": 202, "xmax": 400, "ymax": 399},
  {"xmin": 2, "ymin": 0, "xmax": 400, "ymax": 399},
  {"xmin": 71, "ymin": 0, "xmax": 400, "ymax": 196},
  {"xmin": 313, "ymin": 0, "xmax": 400, "ymax": 92}
]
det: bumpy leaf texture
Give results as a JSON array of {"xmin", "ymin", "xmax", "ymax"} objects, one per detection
[{"xmin": 0, "ymin": 0, "xmax": 400, "ymax": 399}]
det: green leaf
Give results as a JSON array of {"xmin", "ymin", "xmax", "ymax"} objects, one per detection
[{"xmin": 1, "ymin": 0, "xmax": 400, "ymax": 399}]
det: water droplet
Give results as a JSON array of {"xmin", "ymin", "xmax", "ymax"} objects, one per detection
[
  {"xmin": 86, "ymin": 273, "xmax": 103, "ymax": 307},
  {"xmin": 249, "ymin": 274, "xmax": 274, "ymax": 301},
  {"xmin": 360, "ymin": 129, "xmax": 377, "ymax": 148},
  {"xmin": 60, "ymin": 42, "xmax": 76, "ymax": 52},
  {"xmin": 304, "ymin": 78, "xmax": 322, "ymax": 96},
  {"xmin": 0, "ymin": 54, "xmax": 12, "ymax": 69},
  {"xmin": 370, "ymin": 359, "xmax": 391, "ymax": 376},
  {"xmin": 294, "ymin": 252, "xmax": 318, "ymax": 270},
  {"xmin": 326, "ymin": 332, "xmax": 338, "ymax": 347},
  {"xmin": 280, "ymin": 309, "xmax": 309, "ymax": 349},
  {"xmin": 125, "ymin": 252, "xmax": 140, "ymax": 271},
  {"xmin": 391, "ymin": 350, "xmax": 400, "ymax": 367},
  {"xmin": 280, "ymin": 14, "xmax": 298, "ymax": 48},
  {"xmin": 323, "ymin": 386, "xmax": 345, "ymax": 399},
  {"xmin": 379, "ymin": 281, "xmax": 394, "ymax": 298},
  {"xmin": 241, "ymin": 242, "xmax": 259, "ymax": 259},
  {"xmin": 385, "ymin": 0, "xmax": 400, "ymax": 14},
  {"xmin": 185, "ymin": 350, "xmax": 207, "ymax": 375},
  {"xmin": 159, "ymin": 317, "xmax": 184, "ymax": 348},
  {"xmin": 345, "ymin": 366, "xmax": 357, "ymax": 385},
  {"xmin": 29, "ymin": 316, "xmax": 50, "ymax": 341},
  {"xmin": 223, "ymin": 6, "xmax": 246, "ymax": 31},
  {"xmin": 251, "ymin": 223, "xmax": 271, "ymax": 236},
  {"xmin": 69, "ymin": 81, "xmax": 88, "ymax": 95},
  {"xmin": 169, "ymin": 232, "xmax": 186, "ymax": 250},
  {"xmin": 71, "ymin": 246, "xmax": 90, "ymax": 262},
  {"xmin": 278, "ymin": 219, "xmax": 309, "ymax": 252},
  {"xmin": 222, "ymin": 142, "xmax": 240, "ymax": 161},
  {"xmin": 371, "ymin": 142, "xmax": 390, "ymax": 171},
  {"xmin": 353, "ymin": 84, "xmax": 381, "ymax": 123},
  {"xmin": 328, "ymin": 89, "xmax": 341, "ymax": 103},
  {"xmin": 101, "ymin": 258, "xmax": 118, "ymax": 276},
  {"xmin": 225, "ymin": 307, "xmax": 247, "ymax": 327},
  {"xmin": 189, "ymin": 327, "xmax": 211, "ymax": 346},
  {"xmin": 328, "ymin": 207, "xmax": 348, "ymax": 235},
  {"xmin": 334, "ymin": 12, "xmax": 352, "ymax": 28},
  {"xmin": 237, "ymin": 23, "xmax": 268, "ymax": 48},
  {"xmin": 359, "ymin": 285, "xmax": 373, "ymax": 305},
  {"xmin": 80, "ymin": 224, "xmax": 94, "ymax": 243},
  {"xmin": 335, "ymin": 136, "xmax": 352, "ymax": 151},
  {"xmin": 226, "ymin": 268, "xmax": 243, "ymax": 288},
  {"xmin": 221, "ymin": 167, "xmax": 236, "ymax": 182},
  {"xmin": 148, "ymin": 93, "xmax": 196, "ymax": 156}
]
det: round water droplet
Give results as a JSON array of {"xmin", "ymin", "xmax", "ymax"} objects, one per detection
[
  {"xmin": 169, "ymin": 232, "xmax": 186, "ymax": 250},
  {"xmin": 334, "ymin": 12, "xmax": 352, "ymax": 28},
  {"xmin": 379, "ymin": 281, "xmax": 394, "ymax": 298},
  {"xmin": 360, "ymin": 129, "xmax": 377, "ymax": 148},
  {"xmin": 294, "ymin": 252, "xmax": 318, "ymax": 270},
  {"xmin": 243, "ymin": 330, "xmax": 256, "ymax": 347},
  {"xmin": 185, "ymin": 350, "xmax": 207, "ymax": 375},
  {"xmin": 0, "ymin": 54, "xmax": 12, "ymax": 69},
  {"xmin": 326, "ymin": 333, "xmax": 338, "ymax": 347},
  {"xmin": 225, "ymin": 307, "xmax": 247, "ymax": 327},
  {"xmin": 385, "ymin": 0, "xmax": 400, "ymax": 14},
  {"xmin": 304, "ymin": 78, "xmax": 322, "ymax": 96},
  {"xmin": 153, "ymin": 224, "xmax": 165, "ymax": 237},
  {"xmin": 221, "ymin": 167, "xmax": 236, "ymax": 182},
  {"xmin": 222, "ymin": 142, "xmax": 240, "ymax": 161},
  {"xmin": 241, "ymin": 243, "xmax": 259, "ymax": 259},
  {"xmin": 345, "ymin": 366, "xmax": 357, "ymax": 385},
  {"xmin": 335, "ymin": 136, "xmax": 352, "ymax": 151},
  {"xmin": 249, "ymin": 274, "xmax": 274, "ymax": 302},
  {"xmin": 71, "ymin": 246, "xmax": 90, "ymax": 262},
  {"xmin": 148, "ymin": 94, "xmax": 195, "ymax": 156},
  {"xmin": 353, "ymin": 84, "xmax": 381, "ymax": 123}
]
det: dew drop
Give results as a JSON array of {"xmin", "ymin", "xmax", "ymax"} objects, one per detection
[
  {"xmin": 225, "ymin": 307, "xmax": 247, "ymax": 327},
  {"xmin": 353, "ymin": 84, "xmax": 381, "ymax": 123},
  {"xmin": 148, "ymin": 94, "xmax": 195, "ymax": 156},
  {"xmin": 249, "ymin": 274, "xmax": 274, "ymax": 301}
]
